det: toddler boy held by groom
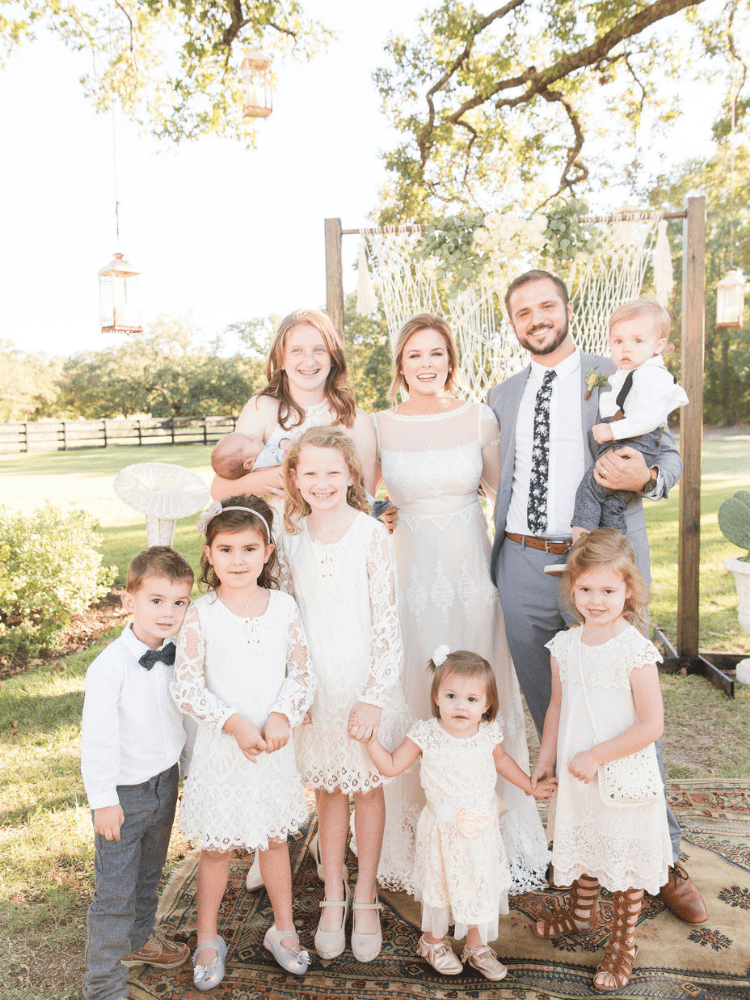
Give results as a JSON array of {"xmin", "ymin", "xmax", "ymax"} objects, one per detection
[
  {"xmin": 81, "ymin": 546, "xmax": 194, "ymax": 1000},
  {"xmin": 571, "ymin": 298, "xmax": 688, "ymax": 542}
]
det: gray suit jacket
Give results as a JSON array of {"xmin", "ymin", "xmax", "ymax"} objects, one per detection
[{"xmin": 486, "ymin": 351, "xmax": 682, "ymax": 583}]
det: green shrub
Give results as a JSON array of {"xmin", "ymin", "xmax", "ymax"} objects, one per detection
[{"xmin": 0, "ymin": 504, "xmax": 116, "ymax": 660}]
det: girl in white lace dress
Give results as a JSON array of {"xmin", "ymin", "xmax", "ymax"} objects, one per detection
[
  {"xmin": 373, "ymin": 313, "xmax": 551, "ymax": 896},
  {"xmin": 171, "ymin": 496, "xmax": 317, "ymax": 987},
  {"xmin": 279, "ymin": 427, "xmax": 409, "ymax": 965},
  {"xmin": 530, "ymin": 529, "xmax": 672, "ymax": 992},
  {"xmin": 351, "ymin": 648, "xmax": 555, "ymax": 982}
]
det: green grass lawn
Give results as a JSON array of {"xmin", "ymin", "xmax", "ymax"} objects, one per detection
[
  {"xmin": 0, "ymin": 442, "xmax": 214, "ymax": 477},
  {"xmin": 644, "ymin": 434, "xmax": 750, "ymax": 653},
  {"xmin": 1, "ymin": 433, "xmax": 749, "ymax": 999}
]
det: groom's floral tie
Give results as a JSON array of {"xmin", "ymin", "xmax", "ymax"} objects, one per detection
[{"xmin": 527, "ymin": 369, "xmax": 557, "ymax": 534}]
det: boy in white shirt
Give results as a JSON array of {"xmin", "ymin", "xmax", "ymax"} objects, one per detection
[
  {"xmin": 81, "ymin": 546, "xmax": 194, "ymax": 1000},
  {"xmin": 572, "ymin": 298, "xmax": 688, "ymax": 541}
]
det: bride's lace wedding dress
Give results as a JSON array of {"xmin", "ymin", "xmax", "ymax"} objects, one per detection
[{"xmin": 374, "ymin": 401, "xmax": 550, "ymax": 905}]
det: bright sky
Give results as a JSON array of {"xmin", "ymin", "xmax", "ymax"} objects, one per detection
[{"xmin": 0, "ymin": 1, "xmax": 721, "ymax": 358}]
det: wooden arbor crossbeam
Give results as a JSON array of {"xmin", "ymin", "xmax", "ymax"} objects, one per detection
[{"xmin": 324, "ymin": 198, "xmax": 740, "ymax": 697}]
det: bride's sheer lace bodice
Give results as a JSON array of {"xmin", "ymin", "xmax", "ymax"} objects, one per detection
[{"xmin": 375, "ymin": 401, "xmax": 500, "ymax": 526}]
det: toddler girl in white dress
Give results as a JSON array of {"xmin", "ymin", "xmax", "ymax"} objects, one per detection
[
  {"xmin": 351, "ymin": 647, "xmax": 556, "ymax": 982},
  {"xmin": 279, "ymin": 426, "xmax": 409, "ymax": 964},
  {"xmin": 171, "ymin": 495, "xmax": 316, "ymax": 988},
  {"xmin": 531, "ymin": 528, "xmax": 672, "ymax": 992}
]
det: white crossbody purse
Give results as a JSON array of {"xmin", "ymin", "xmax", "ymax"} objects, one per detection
[{"xmin": 576, "ymin": 630, "xmax": 662, "ymax": 808}]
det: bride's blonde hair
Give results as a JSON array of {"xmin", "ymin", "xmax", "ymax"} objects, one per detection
[{"xmin": 389, "ymin": 313, "xmax": 460, "ymax": 401}]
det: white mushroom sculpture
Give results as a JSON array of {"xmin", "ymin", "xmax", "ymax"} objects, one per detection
[{"xmin": 114, "ymin": 462, "xmax": 210, "ymax": 547}]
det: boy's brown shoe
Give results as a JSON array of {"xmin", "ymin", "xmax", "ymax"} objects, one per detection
[{"xmin": 122, "ymin": 932, "xmax": 190, "ymax": 969}]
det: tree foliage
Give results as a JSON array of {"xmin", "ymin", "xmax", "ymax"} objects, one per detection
[
  {"xmin": 375, "ymin": 0, "xmax": 748, "ymax": 220},
  {"xmin": 648, "ymin": 141, "xmax": 750, "ymax": 425},
  {"xmin": 56, "ymin": 315, "xmax": 265, "ymax": 418},
  {"xmin": 0, "ymin": 306, "xmax": 394, "ymax": 424},
  {"xmin": 1, "ymin": 0, "xmax": 331, "ymax": 143},
  {"xmin": 0, "ymin": 341, "xmax": 62, "ymax": 421},
  {"xmin": 343, "ymin": 293, "xmax": 392, "ymax": 413}
]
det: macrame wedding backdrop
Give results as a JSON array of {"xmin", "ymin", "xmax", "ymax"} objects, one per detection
[
  {"xmin": 323, "ymin": 201, "xmax": 734, "ymax": 686},
  {"xmin": 355, "ymin": 212, "xmax": 674, "ymax": 404}
]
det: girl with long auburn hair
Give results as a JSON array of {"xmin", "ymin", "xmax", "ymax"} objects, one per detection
[{"xmin": 211, "ymin": 309, "xmax": 377, "ymax": 501}]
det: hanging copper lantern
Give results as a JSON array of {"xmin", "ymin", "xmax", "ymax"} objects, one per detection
[
  {"xmin": 716, "ymin": 269, "xmax": 746, "ymax": 328},
  {"xmin": 99, "ymin": 252, "xmax": 143, "ymax": 334},
  {"xmin": 241, "ymin": 49, "xmax": 273, "ymax": 119}
]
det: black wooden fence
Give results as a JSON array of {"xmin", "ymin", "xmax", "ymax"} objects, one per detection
[{"xmin": 0, "ymin": 416, "xmax": 238, "ymax": 454}]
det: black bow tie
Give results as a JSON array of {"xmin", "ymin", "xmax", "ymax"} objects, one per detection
[{"xmin": 139, "ymin": 642, "xmax": 176, "ymax": 670}]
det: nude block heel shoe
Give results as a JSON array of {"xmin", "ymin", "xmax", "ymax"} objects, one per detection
[
  {"xmin": 314, "ymin": 879, "xmax": 351, "ymax": 959},
  {"xmin": 351, "ymin": 896, "xmax": 383, "ymax": 962}
]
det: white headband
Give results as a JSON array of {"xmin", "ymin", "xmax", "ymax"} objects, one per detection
[{"xmin": 197, "ymin": 500, "xmax": 272, "ymax": 542}]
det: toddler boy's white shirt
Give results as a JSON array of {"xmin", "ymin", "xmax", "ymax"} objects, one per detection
[
  {"xmin": 81, "ymin": 622, "xmax": 186, "ymax": 810},
  {"xmin": 599, "ymin": 355, "xmax": 689, "ymax": 440}
]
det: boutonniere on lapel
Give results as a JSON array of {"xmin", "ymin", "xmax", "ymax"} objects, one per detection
[{"xmin": 584, "ymin": 368, "xmax": 609, "ymax": 400}]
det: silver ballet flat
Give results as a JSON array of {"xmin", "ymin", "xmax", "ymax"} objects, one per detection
[
  {"xmin": 193, "ymin": 935, "xmax": 227, "ymax": 991},
  {"xmin": 263, "ymin": 924, "xmax": 310, "ymax": 975}
]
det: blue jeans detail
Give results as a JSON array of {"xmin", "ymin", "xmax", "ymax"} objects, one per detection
[{"xmin": 84, "ymin": 763, "xmax": 178, "ymax": 1000}]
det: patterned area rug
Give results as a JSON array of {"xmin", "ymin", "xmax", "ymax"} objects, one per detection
[{"xmin": 130, "ymin": 780, "xmax": 750, "ymax": 999}]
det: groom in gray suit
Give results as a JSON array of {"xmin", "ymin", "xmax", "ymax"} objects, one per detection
[{"xmin": 487, "ymin": 269, "xmax": 707, "ymax": 924}]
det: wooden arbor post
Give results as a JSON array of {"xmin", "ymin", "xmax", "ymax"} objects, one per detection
[
  {"xmin": 677, "ymin": 196, "xmax": 706, "ymax": 658},
  {"xmin": 324, "ymin": 218, "xmax": 345, "ymax": 339}
]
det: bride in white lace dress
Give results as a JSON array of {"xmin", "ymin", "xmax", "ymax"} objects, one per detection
[{"xmin": 373, "ymin": 314, "xmax": 550, "ymax": 903}]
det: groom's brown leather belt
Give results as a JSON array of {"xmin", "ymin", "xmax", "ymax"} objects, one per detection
[{"xmin": 505, "ymin": 532, "xmax": 572, "ymax": 555}]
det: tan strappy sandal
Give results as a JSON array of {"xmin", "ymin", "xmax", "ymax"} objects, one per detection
[
  {"xmin": 593, "ymin": 886, "xmax": 643, "ymax": 991},
  {"xmin": 533, "ymin": 874, "xmax": 601, "ymax": 938}
]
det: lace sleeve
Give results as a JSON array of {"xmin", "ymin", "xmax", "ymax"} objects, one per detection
[
  {"xmin": 545, "ymin": 627, "xmax": 576, "ymax": 681},
  {"xmin": 269, "ymin": 598, "xmax": 317, "ymax": 726},
  {"xmin": 624, "ymin": 629, "xmax": 664, "ymax": 674},
  {"xmin": 170, "ymin": 602, "xmax": 235, "ymax": 730},
  {"xmin": 357, "ymin": 522, "xmax": 403, "ymax": 707},
  {"xmin": 407, "ymin": 718, "xmax": 430, "ymax": 749},
  {"xmin": 479, "ymin": 404, "xmax": 501, "ymax": 501}
]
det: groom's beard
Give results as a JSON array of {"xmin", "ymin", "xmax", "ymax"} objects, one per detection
[{"xmin": 515, "ymin": 314, "xmax": 570, "ymax": 357}]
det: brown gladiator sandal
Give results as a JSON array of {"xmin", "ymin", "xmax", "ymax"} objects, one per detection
[
  {"xmin": 593, "ymin": 886, "xmax": 643, "ymax": 991},
  {"xmin": 533, "ymin": 874, "xmax": 601, "ymax": 938}
]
